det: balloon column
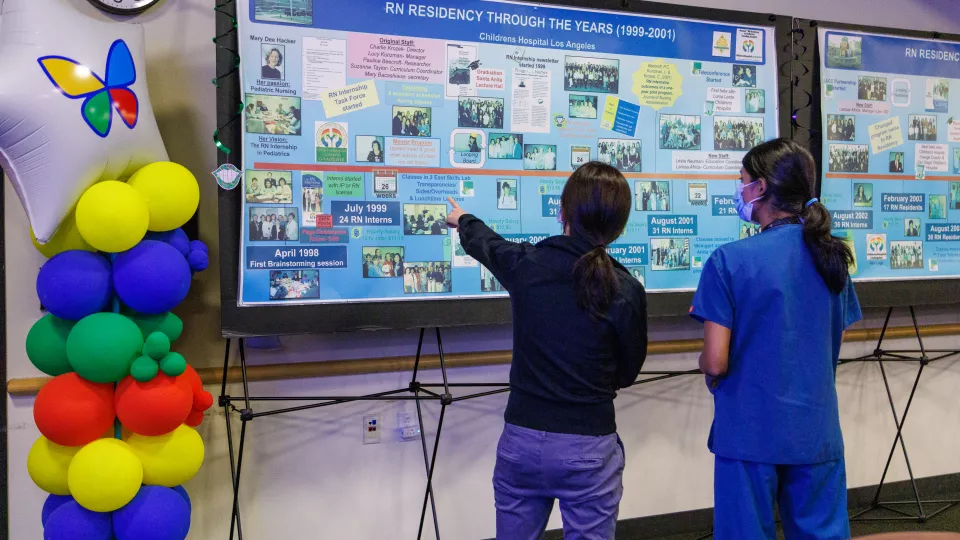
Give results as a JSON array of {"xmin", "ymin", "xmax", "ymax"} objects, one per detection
[{"xmin": 25, "ymin": 161, "xmax": 213, "ymax": 540}]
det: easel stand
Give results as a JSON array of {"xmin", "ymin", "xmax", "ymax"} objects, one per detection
[
  {"xmin": 843, "ymin": 306, "xmax": 960, "ymax": 522},
  {"xmin": 218, "ymin": 328, "xmax": 511, "ymax": 540}
]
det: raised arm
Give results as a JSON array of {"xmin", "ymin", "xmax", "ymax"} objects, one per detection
[{"xmin": 446, "ymin": 197, "xmax": 534, "ymax": 290}]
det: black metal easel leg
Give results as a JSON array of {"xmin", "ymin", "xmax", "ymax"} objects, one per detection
[
  {"xmin": 411, "ymin": 328, "xmax": 441, "ymax": 540},
  {"xmin": 221, "ymin": 339, "xmax": 244, "ymax": 540},
  {"xmin": 851, "ymin": 306, "xmax": 960, "ymax": 522},
  {"xmin": 418, "ymin": 403, "xmax": 447, "ymax": 540}
]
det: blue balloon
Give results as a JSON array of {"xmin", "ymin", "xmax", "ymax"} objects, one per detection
[
  {"xmin": 37, "ymin": 251, "xmax": 113, "ymax": 321},
  {"xmin": 145, "ymin": 229, "xmax": 190, "ymax": 257},
  {"xmin": 113, "ymin": 241, "xmax": 191, "ymax": 315},
  {"xmin": 187, "ymin": 250, "xmax": 209, "ymax": 272},
  {"xmin": 113, "ymin": 486, "xmax": 190, "ymax": 540},
  {"xmin": 189, "ymin": 240, "xmax": 208, "ymax": 254},
  {"xmin": 44, "ymin": 501, "xmax": 112, "ymax": 540},
  {"xmin": 42, "ymin": 495, "xmax": 74, "ymax": 526},
  {"xmin": 171, "ymin": 486, "xmax": 191, "ymax": 512}
]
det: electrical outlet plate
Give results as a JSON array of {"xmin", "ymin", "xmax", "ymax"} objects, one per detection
[
  {"xmin": 397, "ymin": 411, "xmax": 420, "ymax": 441},
  {"xmin": 363, "ymin": 414, "xmax": 381, "ymax": 444}
]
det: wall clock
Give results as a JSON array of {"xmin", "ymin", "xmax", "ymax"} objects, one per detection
[{"xmin": 87, "ymin": 0, "xmax": 163, "ymax": 15}]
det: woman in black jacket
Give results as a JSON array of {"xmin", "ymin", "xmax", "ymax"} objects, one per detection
[{"xmin": 445, "ymin": 161, "xmax": 648, "ymax": 540}]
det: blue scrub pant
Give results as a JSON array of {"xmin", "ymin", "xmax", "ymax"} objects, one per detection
[
  {"xmin": 493, "ymin": 423, "xmax": 625, "ymax": 540},
  {"xmin": 714, "ymin": 456, "xmax": 850, "ymax": 540}
]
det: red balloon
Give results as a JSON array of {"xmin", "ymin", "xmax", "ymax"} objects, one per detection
[
  {"xmin": 181, "ymin": 365, "xmax": 213, "ymax": 426},
  {"xmin": 115, "ymin": 374, "xmax": 192, "ymax": 436},
  {"xmin": 34, "ymin": 373, "xmax": 115, "ymax": 446}
]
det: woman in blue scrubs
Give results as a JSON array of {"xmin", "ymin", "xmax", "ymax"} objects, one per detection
[
  {"xmin": 446, "ymin": 162, "xmax": 648, "ymax": 540},
  {"xmin": 691, "ymin": 139, "xmax": 861, "ymax": 539}
]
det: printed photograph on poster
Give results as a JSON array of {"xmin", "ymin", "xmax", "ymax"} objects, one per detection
[
  {"xmin": 460, "ymin": 180, "xmax": 475, "ymax": 197},
  {"xmin": 627, "ymin": 267, "xmax": 646, "ymax": 287},
  {"xmin": 826, "ymin": 34, "xmax": 862, "ymax": 69},
  {"xmin": 404, "ymin": 262, "xmax": 452, "ymax": 294},
  {"xmin": 890, "ymin": 152, "xmax": 905, "ymax": 173},
  {"xmin": 246, "ymin": 170, "xmax": 293, "ymax": 204},
  {"xmin": 651, "ymin": 238, "xmax": 690, "ymax": 271},
  {"xmin": 571, "ymin": 146, "xmax": 591, "ymax": 169},
  {"xmin": 926, "ymin": 79, "xmax": 949, "ymax": 113},
  {"xmin": 635, "ymin": 181, "xmax": 671, "ymax": 212},
  {"xmin": 301, "ymin": 174, "xmax": 324, "ymax": 227},
  {"xmin": 951, "ymin": 182, "xmax": 960, "ymax": 209},
  {"xmin": 853, "ymin": 183, "xmax": 873, "ymax": 207},
  {"xmin": 374, "ymin": 170, "xmax": 398, "ymax": 198},
  {"xmin": 453, "ymin": 133, "xmax": 483, "ymax": 154},
  {"xmin": 480, "ymin": 265, "xmax": 505, "ymax": 292},
  {"xmin": 598, "ymin": 139, "xmax": 642, "ymax": 172},
  {"xmin": 269, "ymin": 271, "xmax": 319, "ymax": 300},
  {"xmin": 713, "ymin": 117, "xmax": 764, "ymax": 151},
  {"xmin": 488, "ymin": 133, "xmax": 523, "ymax": 159},
  {"xmin": 245, "ymin": 94, "xmax": 302, "ymax": 135},
  {"xmin": 827, "ymin": 114, "xmax": 856, "ymax": 141},
  {"xmin": 254, "ymin": 0, "xmax": 313, "ymax": 25},
  {"xmin": 452, "ymin": 230, "xmax": 478, "ymax": 267},
  {"xmin": 458, "ymin": 97, "xmax": 504, "ymax": 129},
  {"xmin": 904, "ymin": 219, "xmax": 922, "ymax": 237},
  {"xmin": 261, "ymin": 45, "xmax": 285, "ymax": 80},
  {"xmin": 745, "ymin": 89, "xmax": 765, "ymax": 114},
  {"xmin": 732, "ymin": 65, "xmax": 756, "ymax": 87},
  {"xmin": 659, "ymin": 115, "xmax": 701, "ymax": 150},
  {"xmin": 954, "ymin": 149, "xmax": 960, "ymax": 174},
  {"xmin": 249, "ymin": 207, "xmax": 300, "ymax": 242},
  {"xmin": 496, "ymin": 179, "xmax": 519, "ymax": 210},
  {"xmin": 446, "ymin": 44, "xmax": 477, "ymax": 98},
  {"xmin": 866, "ymin": 234, "xmax": 887, "ymax": 261},
  {"xmin": 569, "ymin": 94, "xmax": 599, "ymax": 119},
  {"xmin": 511, "ymin": 68, "xmax": 551, "ymax": 134},
  {"xmin": 891, "ymin": 241, "xmax": 923, "ymax": 270},
  {"xmin": 362, "ymin": 247, "xmax": 405, "ymax": 278},
  {"xmin": 858, "ymin": 76, "xmax": 887, "ymax": 101},
  {"xmin": 523, "ymin": 144, "xmax": 557, "ymax": 171},
  {"xmin": 740, "ymin": 222, "xmax": 761, "ymax": 239},
  {"xmin": 908, "ymin": 114, "xmax": 937, "ymax": 141},
  {"xmin": 564, "ymin": 56, "xmax": 620, "ymax": 94},
  {"xmin": 404, "ymin": 204, "xmax": 448, "ymax": 236},
  {"xmin": 829, "ymin": 144, "xmax": 868, "ymax": 173},
  {"xmin": 315, "ymin": 122, "xmax": 348, "ymax": 163},
  {"xmin": 392, "ymin": 106, "xmax": 432, "ymax": 137},
  {"xmin": 356, "ymin": 136, "xmax": 385, "ymax": 163},
  {"xmin": 930, "ymin": 195, "xmax": 947, "ymax": 219}
]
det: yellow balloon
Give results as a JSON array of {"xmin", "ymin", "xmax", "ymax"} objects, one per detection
[
  {"xmin": 27, "ymin": 436, "xmax": 80, "ymax": 495},
  {"xmin": 30, "ymin": 211, "xmax": 95, "ymax": 258},
  {"xmin": 75, "ymin": 181, "xmax": 149, "ymax": 253},
  {"xmin": 127, "ymin": 425, "xmax": 204, "ymax": 487},
  {"xmin": 67, "ymin": 438, "xmax": 143, "ymax": 512},
  {"xmin": 128, "ymin": 162, "xmax": 200, "ymax": 232}
]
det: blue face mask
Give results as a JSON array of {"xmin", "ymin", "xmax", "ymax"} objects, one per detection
[{"xmin": 735, "ymin": 180, "xmax": 762, "ymax": 223}]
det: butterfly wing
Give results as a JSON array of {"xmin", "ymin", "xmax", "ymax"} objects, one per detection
[
  {"xmin": 104, "ymin": 40, "xmax": 136, "ymax": 88},
  {"xmin": 82, "ymin": 90, "xmax": 113, "ymax": 138},
  {"xmin": 109, "ymin": 89, "xmax": 139, "ymax": 129},
  {"xmin": 38, "ymin": 56, "xmax": 106, "ymax": 98}
]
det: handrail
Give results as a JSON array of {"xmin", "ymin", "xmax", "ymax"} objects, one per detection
[{"xmin": 6, "ymin": 323, "xmax": 960, "ymax": 397}]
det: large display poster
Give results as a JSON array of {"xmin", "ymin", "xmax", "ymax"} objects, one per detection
[
  {"xmin": 238, "ymin": 0, "xmax": 779, "ymax": 305},
  {"xmin": 819, "ymin": 28, "xmax": 960, "ymax": 281}
]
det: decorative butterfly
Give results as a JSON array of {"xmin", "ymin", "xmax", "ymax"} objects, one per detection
[{"xmin": 37, "ymin": 39, "xmax": 139, "ymax": 138}]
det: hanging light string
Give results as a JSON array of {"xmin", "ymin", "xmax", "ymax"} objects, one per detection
[{"xmin": 213, "ymin": 0, "xmax": 241, "ymax": 155}]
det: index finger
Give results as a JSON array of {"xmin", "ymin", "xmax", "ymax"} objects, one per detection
[{"xmin": 447, "ymin": 197, "xmax": 461, "ymax": 209}]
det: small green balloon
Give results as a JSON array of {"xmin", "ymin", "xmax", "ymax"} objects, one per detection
[
  {"xmin": 159, "ymin": 352, "xmax": 187, "ymax": 377},
  {"xmin": 66, "ymin": 313, "xmax": 145, "ymax": 383},
  {"xmin": 26, "ymin": 315, "xmax": 76, "ymax": 376},
  {"xmin": 131, "ymin": 356, "xmax": 160, "ymax": 382},
  {"xmin": 143, "ymin": 331, "xmax": 171, "ymax": 361},
  {"xmin": 123, "ymin": 311, "xmax": 184, "ymax": 342}
]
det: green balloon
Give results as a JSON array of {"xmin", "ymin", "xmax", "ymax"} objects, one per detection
[
  {"xmin": 159, "ymin": 352, "xmax": 187, "ymax": 377},
  {"xmin": 26, "ymin": 315, "xmax": 76, "ymax": 376},
  {"xmin": 123, "ymin": 310, "xmax": 183, "ymax": 342},
  {"xmin": 143, "ymin": 331, "xmax": 171, "ymax": 361},
  {"xmin": 66, "ymin": 313, "xmax": 145, "ymax": 383},
  {"xmin": 130, "ymin": 356, "xmax": 160, "ymax": 382}
]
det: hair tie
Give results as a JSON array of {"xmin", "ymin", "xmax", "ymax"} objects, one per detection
[{"xmin": 805, "ymin": 198, "xmax": 819, "ymax": 208}]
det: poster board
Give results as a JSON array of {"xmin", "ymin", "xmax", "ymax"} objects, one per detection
[
  {"xmin": 219, "ymin": 0, "xmax": 791, "ymax": 335},
  {"xmin": 818, "ymin": 27, "xmax": 960, "ymax": 282}
]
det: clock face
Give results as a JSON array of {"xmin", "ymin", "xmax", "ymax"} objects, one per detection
[{"xmin": 87, "ymin": 0, "xmax": 162, "ymax": 15}]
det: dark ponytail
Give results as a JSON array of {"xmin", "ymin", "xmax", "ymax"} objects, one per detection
[
  {"xmin": 560, "ymin": 161, "xmax": 632, "ymax": 318},
  {"xmin": 742, "ymin": 138, "xmax": 852, "ymax": 294}
]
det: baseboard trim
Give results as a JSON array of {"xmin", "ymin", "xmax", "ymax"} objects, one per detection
[{"xmin": 515, "ymin": 473, "xmax": 960, "ymax": 540}]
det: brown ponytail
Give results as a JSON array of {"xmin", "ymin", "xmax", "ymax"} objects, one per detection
[{"xmin": 560, "ymin": 162, "xmax": 632, "ymax": 318}]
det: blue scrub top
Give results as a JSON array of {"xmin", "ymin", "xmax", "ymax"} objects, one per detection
[{"xmin": 691, "ymin": 225, "xmax": 862, "ymax": 465}]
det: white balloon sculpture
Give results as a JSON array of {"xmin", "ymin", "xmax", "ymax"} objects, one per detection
[{"xmin": 0, "ymin": 0, "xmax": 168, "ymax": 243}]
